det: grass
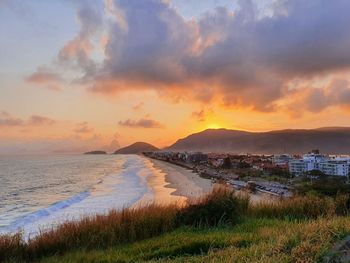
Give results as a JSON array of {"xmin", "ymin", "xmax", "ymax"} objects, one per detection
[
  {"xmin": 41, "ymin": 217, "xmax": 350, "ymax": 263},
  {"xmin": 1, "ymin": 187, "xmax": 350, "ymax": 262}
]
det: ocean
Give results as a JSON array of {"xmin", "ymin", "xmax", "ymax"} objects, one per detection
[{"xmin": 0, "ymin": 154, "xmax": 167, "ymax": 238}]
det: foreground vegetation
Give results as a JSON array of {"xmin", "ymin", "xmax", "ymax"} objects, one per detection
[{"xmin": 1, "ymin": 187, "xmax": 350, "ymax": 262}]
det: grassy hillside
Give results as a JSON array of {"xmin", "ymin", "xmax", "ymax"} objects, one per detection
[
  {"xmin": 42, "ymin": 217, "xmax": 350, "ymax": 263},
  {"xmin": 1, "ymin": 188, "xmax": 350, "ymax": 262}
]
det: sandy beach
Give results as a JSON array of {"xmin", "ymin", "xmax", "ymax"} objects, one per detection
[
  {"xmin": 148, "ymin": 158, "xmax": 279, "ymax": 205},
  {"xmin": 134, "ymin": 157, "xmax": 214, "ymax": 207},
  {"xmin": 133, "ymin": 155, "xmax": 277, "ymax": 208}
]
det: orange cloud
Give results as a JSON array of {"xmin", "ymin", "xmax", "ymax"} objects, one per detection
[
  {"xmin": 26, "ymin": 68, "xmax": 62, "ymax": 91},
  {"xmin": 118, "ymin": 118, "xmax": 164, "ymax": 129},
  {"xmin": 0, "ymin": 112, "xmax": 56, "ymax": 127},
  {"xmin": 74, "ymin": 122, "xmax": 94, "ymax": 134},
  {"xmin": 132, "ymin": 102, "xmax": 144, "ymax": 111}
]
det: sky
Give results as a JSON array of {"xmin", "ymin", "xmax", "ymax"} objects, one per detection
[{"xmin": 1, "ymin": 0, "xmax": 350, "ymax": 154}]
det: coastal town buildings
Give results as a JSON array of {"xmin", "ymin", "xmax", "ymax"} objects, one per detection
[
  {"xmin": 145, "ymin": 150, "xmax": 350, "ymax": 178},
  {"xmin": 289, "ymin": 153, "xmax": 350, "ymax": 177},
  {"xmin": 273, "ymin": 154, "xmax": 293, "ymax": 166}
]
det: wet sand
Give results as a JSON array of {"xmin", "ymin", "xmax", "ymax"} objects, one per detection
[{"xmin": 133, "ymin": 157, "xmax": 213, "ymax": 207}]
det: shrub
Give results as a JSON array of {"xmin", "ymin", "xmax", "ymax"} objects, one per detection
[{"xmin": 176, "ymin": 187, "xmax": 249, "ymax": 227}]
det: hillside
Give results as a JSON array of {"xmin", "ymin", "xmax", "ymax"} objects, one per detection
[
  {"xmin": 168, "ymin": 127, "xmax": 350, "ymax": 154},
  {"xmin": 114, "ymin": 142, "xmax": 159, "ymax": 154},
  {"xmin": 5, "ymin": 190, "xmax": 350, "ymax": 263}
]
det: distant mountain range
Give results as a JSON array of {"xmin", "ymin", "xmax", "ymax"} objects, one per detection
[
  {"xmin": 166, "ymin": 127, "xmax": 350, "ymax": 154},
  {"xmin": 114, "ymin": 142, "xmax": 159, "ymax": 154}
]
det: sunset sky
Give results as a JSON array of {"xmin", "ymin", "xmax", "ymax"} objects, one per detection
[{"xmin": 1, "ymin": 0, "xmax": 350, "ymax": 154}]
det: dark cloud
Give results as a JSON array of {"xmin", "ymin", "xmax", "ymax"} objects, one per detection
[
  {"xmin": 48, "ymin": 0, "xmax": 350, "ymax": 114},
  {"xmin": 118, "ymin": 118, "xmax": 164, "ymax": 128}
]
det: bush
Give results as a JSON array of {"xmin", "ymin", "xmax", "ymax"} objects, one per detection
[{"xmin": 176, "ymin": 187, "xmax": 249, "ymax": 227}]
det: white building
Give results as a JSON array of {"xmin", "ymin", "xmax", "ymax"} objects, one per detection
[
  {"xmin": 273, "ymin": 154, "xmax": 292, "ymax": 166},
  {"xmin": 289, "ymin": 153, "xmax": 350, "ymax": 177},
  {"xmin": 318, "ymin": 161, "xmax": 349, "ymax": 176},
  {"xmin": 289, "ymin": 159, "xmax": 308, "ymax": 175}
]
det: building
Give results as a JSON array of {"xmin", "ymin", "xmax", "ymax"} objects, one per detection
[
  {"xmin": 273, "ymin": 154, "xmax": 292, "ymax": 166},
  {"xmin": 289, "ymin": 153, "xmax": 350, "ymax": 177},
  {"xmin": 318, "ymin": 160, "xmax": 349, "ymax": 176},
  {"xmin": 289, "ymin": 159, "xmax": 308, "ymax": 175}
]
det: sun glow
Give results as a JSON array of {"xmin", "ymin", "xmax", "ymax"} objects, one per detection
[{"xmin": 206, "ymin": 123, "xmax": 222, "ymax": 129}]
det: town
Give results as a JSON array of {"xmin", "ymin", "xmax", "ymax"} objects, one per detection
[{"xmin": 144, "ymin": 150, "xmax": 350, "ymax": 198}]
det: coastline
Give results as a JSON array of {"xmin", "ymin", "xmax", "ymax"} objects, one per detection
[
  {"xmin": 151, "ymin": 158, "xmax": 213, "ymax": 199},
  {"xmin": 144, "ymin": 156, "xmax": 277, "ymax": 205},
  {"xmin": 133, "ymin": 157, "xmax": 214, "ymax": 207}
]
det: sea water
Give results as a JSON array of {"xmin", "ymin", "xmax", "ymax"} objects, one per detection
[{"xmin": 0, "ymin": 154, "xmax": 157, "ymax": 238}]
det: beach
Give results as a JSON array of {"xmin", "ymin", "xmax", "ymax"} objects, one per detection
[
  {"xmin": 141, "ymin": 157, "xmax": 276, "ymax": 206},
  {"xmin": 134, "ymin": 157, "xmax": 214, "ymax": 207},
  {"xmin": 145, "ymin": 157, "xmax": 279, "ymax": 206}
]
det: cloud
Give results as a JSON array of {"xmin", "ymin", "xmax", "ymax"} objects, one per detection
[
  {"xmin": 25, "ymin": 67, "xmax": 62, "ymax": 91},
  {"xmin": 284, "ymin": 78, "xmax": 350, "ymax": 117},
  {"xmin": 132, "ymin": 102, "xmax": 144, "ymax": 111},
  {"xmin": 34, "ymin": 0, "xmax": 350, "ymax": 115},
  {"xmin": 0, "ymin": 112, "xmax": 56, "ymax": 127},
  {"xmin": 118, "ymin": 118, "xmax": 164, "ymax": 128},
  {"xmin": 191, "ymin": 110, "xmax": 206, "ymax": 122},
  {"xmin": 58, "ymin": 1, "xmax": 104, "ymax": 77},
  {"xmin": 28, "ymin": 115, "xmax": 56, "ymax": 126},
  {"xmin": 0, "ymin": 111, "xmax": 24, "ymax": 126},
  {"xmin": 74, "ymin": 122, "xmax": 94, "ymax": 133}
]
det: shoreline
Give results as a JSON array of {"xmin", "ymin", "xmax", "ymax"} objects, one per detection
[
  {"xmin": 151, "ymin": 158, "xmax": 213, "ymax": 200},
  {"xmin": 145, "ymin": 156, "xmax": 278, "ymax": 204},
  {"xmin": 133, "ymin": 157, "xmax": 214, "ymax": 207}
]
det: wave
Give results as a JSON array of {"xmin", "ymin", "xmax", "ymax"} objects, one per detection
[
  {"xmin": 3, "ymin": 191, "xmax": 90, "ymax": 234},
  {"xmin": 1, "ymin": 155, "xmax": 154, "ymax": 238}
]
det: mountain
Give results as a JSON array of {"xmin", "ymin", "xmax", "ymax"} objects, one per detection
[
  {"xmin": 167, "ymin": 127, "xmax": 350, "ymax": 154},
  {"xmin": 114, "ymin": 142, "xmax": 159, "ymax": 154}
]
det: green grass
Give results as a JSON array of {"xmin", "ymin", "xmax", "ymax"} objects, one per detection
[{"xmin": 41, "ymin": 217, "xmax": 350, "ymax": 263}]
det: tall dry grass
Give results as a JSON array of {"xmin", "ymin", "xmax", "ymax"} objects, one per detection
[
  {"xmin": 0, "ymin": 187, "xmax": 349, "ymax": 262},
  {"xmin": 27, "ymin": 204, "xmax": 178, "ymax": 260},
  {"xmin": 0, "ymin": 186, "xmax": 244, "ymax": 261},
  {"xmin": 0, "ymin": 233, "xmax": 26, "ymax": 262},
  {"xmin": 249, "ymin": 194, "xmax": 350, "ymax": 219}
]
